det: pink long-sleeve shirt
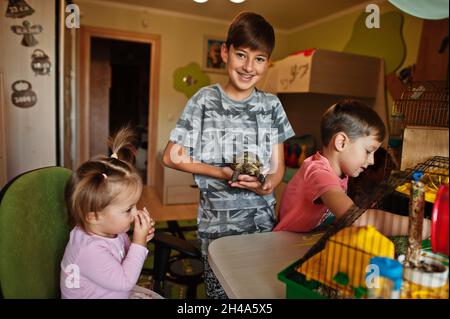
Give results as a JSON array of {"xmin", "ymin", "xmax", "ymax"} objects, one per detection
[{"xmin": 60, "ymin": 226, "xmax": 148, "ymax": 299}]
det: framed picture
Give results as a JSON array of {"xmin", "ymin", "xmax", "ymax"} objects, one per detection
[{"xmin": 203, "ymin": 35, "xmax": 226, "ymax": 73}]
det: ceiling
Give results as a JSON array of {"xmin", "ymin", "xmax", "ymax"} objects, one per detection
[{"xmin": 96, "ymin": 0, "xmax": 372, "ymax": 31}]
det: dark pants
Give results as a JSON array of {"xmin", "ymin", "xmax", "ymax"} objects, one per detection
[{"xmin": 202, "ymin": 254, "xmax": 228, "ymax": 299}]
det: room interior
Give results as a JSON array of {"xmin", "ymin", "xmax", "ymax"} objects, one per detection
[{"xmin": 0, "ymin": 0, "xmax": 448, "ymax": 299}]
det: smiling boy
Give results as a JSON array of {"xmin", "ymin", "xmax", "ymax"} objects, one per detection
[{"xmin": 162, "ymin": 12, "xmax": 294, "ymax": 298}]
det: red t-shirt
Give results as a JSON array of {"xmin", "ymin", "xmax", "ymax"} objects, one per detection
[{"xmin": 274, "ymin": 152, "xmax": 348, "ymax": 232}]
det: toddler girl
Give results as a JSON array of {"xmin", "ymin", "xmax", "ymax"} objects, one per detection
[{"xmin": 60, "ymin": 128, "xmax": 161, "ymax": 299}]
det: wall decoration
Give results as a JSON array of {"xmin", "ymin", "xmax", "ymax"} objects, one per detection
[
  {"xmin": 280, "ymin": 64, "xmax": 309, "ymax": 90},
  {"xmin": 343, "ymin": 11, "xmax": 405, "ymax": 74},
  {"xmin": 173, "ymin": 62, "xmax": 210, "ymax": 99},
  {"xmin": 5, "ymin": 0, "xmax": 35, "ymax": 18},
  {"xmin": 203, "ymin": 35, "xmax": 226, "ymax": 74},
  {"xmin": 11, "ymin": 80, "xmax": 37, "ymax": 108},
  {"xmin": 259, "ymin": 49, "xmax": 313, "ymax": 93},
  {"xmin": 1, "ymin": 0, "xmax": 57, "ymax": 180},
  {"xmin": 31, "ymin": 49, "xmax": 51, "ymax": 75},
  {"xmin": 11, "ymin": 20, "xmax": 43, "ymax": 47}
]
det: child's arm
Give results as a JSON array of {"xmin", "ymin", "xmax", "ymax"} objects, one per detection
[
  {"xmin": 320, "ymin": 188, "xmax": 431, "ymax": 238},
  {"xmin": 229, "ymin": 143, "xmax": 285, "ymax": 195},
  {"xmin": 162, "ymin": 141, "xmax": 232, "ymax": 180},
  {"xmin": 77, "ymin": 241, "xmax": 148, "ymax": 292},
  {"xmin": 264, "ymin": 143, "xmax": 286, "ymax": 190}
]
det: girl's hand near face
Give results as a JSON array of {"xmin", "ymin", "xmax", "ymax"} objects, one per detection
[
  {"xmin": 143, "ymin": 207, "xmax": 155, "ymax": 242},
  {"xmin": 132, "ymin": 207, "xmax": 155, "ymax": 247}
]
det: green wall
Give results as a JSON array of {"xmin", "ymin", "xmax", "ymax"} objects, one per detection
[{"xmin": 283, "ymin": 1, "xmax": 424, "ymax": 114}]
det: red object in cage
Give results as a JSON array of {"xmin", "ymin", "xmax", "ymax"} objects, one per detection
[{"xmin": 431, "ymin": 184, "xmax": 449, "ymax": 256}]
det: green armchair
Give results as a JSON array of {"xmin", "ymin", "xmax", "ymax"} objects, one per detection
[{"xmin": 0, "ymin": 167, "xmax": 72, "ymax": 298}]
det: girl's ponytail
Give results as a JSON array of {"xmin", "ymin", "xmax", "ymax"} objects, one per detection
[
  {"xmin": 108, "ymin": 127, "xmax": 137, "ymax": 165},
  {"xmin": 66, "ymin": 126, "xmax": 143, "ymax": 232}
]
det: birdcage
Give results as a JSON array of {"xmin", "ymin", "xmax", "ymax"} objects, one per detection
[
  {"xmin": 392, "ymin": 81, "xmax": 448, "ymax": 128},
  {"xmin": 385, "ymin": 81, "xmax": 449, "ymax": 174},
  {"xmin": 278, "ymin": 156, "xmax": 449, "ymax": 299}
]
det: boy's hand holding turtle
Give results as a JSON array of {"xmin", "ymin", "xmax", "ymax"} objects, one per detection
[
  {"xmin": 229, "ymin": 175, "xmax": 274, "ymax": 196},
  {"xmin": 224, "ymin": 151, "xmax": 273, "ymax": 195}
]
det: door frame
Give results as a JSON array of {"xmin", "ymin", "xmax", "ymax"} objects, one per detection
[{"xmin": 79, "ymin": 26, "xmax": 160, "ymax": 186}]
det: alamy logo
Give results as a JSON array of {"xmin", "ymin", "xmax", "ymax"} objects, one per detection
[
  {"xmin": 65, "ymin": 264, "xmax": 80, "ymax": 288},
  {"xmin": 65, "ymin": 4, "xmax": 80, "ymax": 29},
  {"xmin": 365, "ymin": 263, "xmax": 380, "ymax": 288},
  {"xmin": 365, "ymin": 4, "xmax": 380, "ymax": 29},
  {"xmin": 169, "ymin": 128, "xmax": 280, "ymax": 175}
]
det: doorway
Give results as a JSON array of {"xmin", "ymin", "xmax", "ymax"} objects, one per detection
[{"xmin": 79, "ymin": 27, "xmax": 160, "ymax": 185}]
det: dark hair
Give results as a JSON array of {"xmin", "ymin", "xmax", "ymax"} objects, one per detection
[
  {"xmin": 65, "ymin": 127, "xmax": 142, "ymax": 232},
  {"xmin": 320, "ymin": 99, "xmax": 386, "ymax": 146},
  {"xmin": 226, "ymin": 11, "xmax": 275, "ymax": 56}
]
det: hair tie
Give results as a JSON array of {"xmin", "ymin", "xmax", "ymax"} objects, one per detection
[
  {"xmin": 102, "ymin": 173, "xmax": 108, "ymax": 179},
  {"xmin": 111, "ymin": 153, "xmax": 118, "ymax": 159}
]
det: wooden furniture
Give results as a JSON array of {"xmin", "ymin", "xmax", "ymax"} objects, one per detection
[
  {"xmin": 208, "ymin": 231, "xmax": 320, "ymax": 299},
  {"xmin": 414, "ymin": 19, "xmax": 449, "ymax": 82},
  {"xmin": 259, "ymin": 49, "xmax": 387, "ymax": 147},
  {"xmin": 401, "ymin": 126, "xmax": 449, "ymax": 170},
  {"xmin": 259, "ymin": 49, "xmax": 382, "ymax": 98},
  {"xmin": 138, "ymin": 186, "xmax": 198, "ymax": 222},
  {"xmin": 382, "ymin": 15, "xmax": 450, "ymax": 102},
  {"xmin": 392, "ymin": 81, "xmax": 449, "ymax": 170},
  {"xmin": 154, "ymin": 156, "xmax": 199, "ymax": 205}
]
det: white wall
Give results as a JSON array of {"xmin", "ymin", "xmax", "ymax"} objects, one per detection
[
  {"xmin": 0, "ymin": 0, "xmax": 57, "ymax": 180},
  {"xmin": 74, "ymin": 0, "xmax": 291, "ymax": 155}
]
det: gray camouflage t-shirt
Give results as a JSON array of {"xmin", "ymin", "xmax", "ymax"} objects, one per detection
[{"xmin": 169, "ymin": 84, "xmax": 294, "ymax": 239}]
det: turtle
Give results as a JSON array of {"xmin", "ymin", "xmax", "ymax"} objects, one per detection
[{"xmin": 230, "ymin": 151, "xmax": 265, "ymax": 184}]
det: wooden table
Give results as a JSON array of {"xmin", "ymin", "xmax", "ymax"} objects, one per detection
[
  {"xmin": 208, "ymin": 231, "xmax": 321, "ymax": 299},
  {"xmin": 138, "ymin": 186, "xmax": 198, "ymax": 222}
]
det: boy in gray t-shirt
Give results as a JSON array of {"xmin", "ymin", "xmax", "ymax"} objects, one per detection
[{"xmin": 163, "ymin": 12, "xmax": 294, "ymax": 298}]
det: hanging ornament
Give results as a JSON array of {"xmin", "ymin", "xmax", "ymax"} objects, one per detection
[
  {"xmin": 5, "ymin": 0, "xmax": 35, "ymax": 19},
  {"xmin": 11, "ymin": 20, "xmax": 43, "ymax": 47},
  {"xmin": 173, "ymin": 62, "xmax": 210, "ymax": 99},
  {"xmin": 31, "ymin": 49, "xmax": 52, "ymax": 75},
  {"xmin": 11, "ymin": 80, "xmax": 37, "ymax": 108},
  {"xmin": 182, "ymin": 75, "xmax": 198, "ymax": 86}
]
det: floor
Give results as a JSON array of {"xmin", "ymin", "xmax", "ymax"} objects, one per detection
[
  {"xmin": 136, "ymin": 187, "xmax": 206, "ymax": 298},
  {"xmin": 137, "ymin": 219, "xmax": 206, "ymax": 299}
]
